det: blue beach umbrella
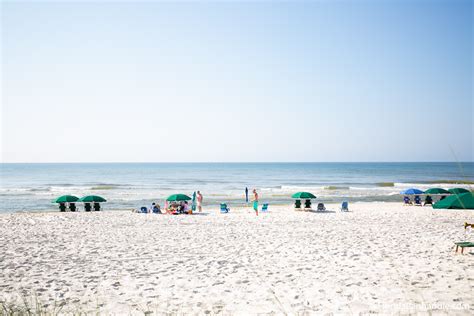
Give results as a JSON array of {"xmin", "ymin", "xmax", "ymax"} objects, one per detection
[{"xmin": 400, "ymin": 188, "xmax": 424, "ymax": 195}]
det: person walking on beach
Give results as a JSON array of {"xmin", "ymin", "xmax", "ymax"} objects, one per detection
[
  {"xmin": 252, "ymin": 189, "xmax": 259, "ymax": 216},
  {"xmin": 197, "ymin": 191, "xmax": 203, "ymax": 212},
  {"xmin": 245, "ymin": 187, "xmax": 249, "ymax": 204}
]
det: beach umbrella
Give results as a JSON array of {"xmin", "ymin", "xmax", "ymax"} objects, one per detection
[
  {"xmin": 424, "ymin": 188, "xmax": 450, "ymax": 195},
  {"xmin": 448, "ymin": 188, "xmax": 470, "ymax": 194},
  {"xmin": 291, "ymin": 192, "xmax": 317, "ymax": 199},
  {"xmin": 433, "ymin": 193, "xmax": 474, "ymax": 210},
  {"xmin": 53, "ymin": 195, "xmax": 79, "ymax": 203},
  {"xmin": 400, "ymin": 188, "xmax": 424, "ymax": 195},
  {"xmin": 79, "ymin": 195, "xmax": 107, "ymax": 202},
  {"xmin": 166, "ymin": 193, "xmax": 192, "ymax": 201}
]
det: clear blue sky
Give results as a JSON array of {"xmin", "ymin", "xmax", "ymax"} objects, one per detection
[{"xmin": 1, "ymin": 0, "xmax": 472, "ymax": 162}]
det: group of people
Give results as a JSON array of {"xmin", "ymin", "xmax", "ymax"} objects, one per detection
[
  {"xmin": 133, "ymin": 189, "xmax": 262, "ymax": 215},
  {"xmin": 135, "ymin": 191, "xmax": 204, "ymax": 214},
  {"xmin": 167, "ymin": 201, "xmax": 191, "ymax": 214}
]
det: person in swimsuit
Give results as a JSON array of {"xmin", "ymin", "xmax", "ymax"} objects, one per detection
[
  {"xmin": 197, "ymin": 191, "xmax": 203, "ymax": 212},
  {"xmin": 252, "ymin": 189, "xmax": 259, "ymax": 216}
]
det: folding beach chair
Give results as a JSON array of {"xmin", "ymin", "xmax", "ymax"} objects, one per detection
[
  {"xmin": 304, "ymin": 199, "xmax": 312, "ymax": 211},
  {"xmin": 454, "ymin": 222, "xmax": 473, "ymax": 254},
  {"xmin": 317, "ymin": 203, "xmax": 326, "ymax": 211},
  {"xmin": 84, "ymin": 203, "xmax": 92, "ymax": 212},
  {"xmin": 261, "ymin": 203, "xmax": 269, "ymax": 212},
  {"xmin": 294, "ymin": 200, "xmax": 302, "ymax": 211},
  {"xmin": 341, "ymin": 201, "xmax": 349, "ymax": 212},
  {"xmin": 220, "ymin": 203, "xmax": 230, "ymax": 213},
  {"xmin": 454, "ymin": 242, "xmax": 474, "ymax": 254},
  {"xmin": 424, "ymin": 195, "xmax": 433, "ymax": 206},
  {"xmin": 403, "ymin": 196, "xmax": 412, "ymax": 205},
  {"xmin": 93, "ymin": 202, "xmax": 101, "ymax": 212},
  {"xmin": 69, "ymin": 203, "xmax": 77, "ymax": 212},
  {"xmin": 140, "ymin": 207, "xmax": 148, "ymax": 213},
  {"xmin": 414, "ymin": 196, "xmax": 422, "ymax": 206}
]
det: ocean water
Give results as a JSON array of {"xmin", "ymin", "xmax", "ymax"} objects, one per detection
[{"xmin": 0, "ymin": 162, "xmax": 473, "ymax": 213}]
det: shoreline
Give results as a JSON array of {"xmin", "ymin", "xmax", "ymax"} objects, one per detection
[
  {"xmin": 4, "ymin": 197, "xmax": 472, "ymax": 215},
  {"xmin": 0, "ymin": 200, "xmax": 452, "ymax": 215}
]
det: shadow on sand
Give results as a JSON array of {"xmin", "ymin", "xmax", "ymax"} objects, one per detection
[{"xmin": 304, "ymin": 210, "xmax": 337, "ymax": 214}]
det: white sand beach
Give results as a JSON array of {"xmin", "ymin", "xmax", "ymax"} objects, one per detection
[{"xmin": 0, "ymin": 202, "xmax": 473, "ymax": 315}]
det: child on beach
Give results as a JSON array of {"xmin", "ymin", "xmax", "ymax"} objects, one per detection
[{"xmin": 252, "ymin": 189, "xmax": 259, "ymax": 216}]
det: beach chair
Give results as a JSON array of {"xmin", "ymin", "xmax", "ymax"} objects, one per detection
[
  {"xmin": 304, "ymin": 199, "xmax": 312, "ymax": 211},
  {"xmin": 294, "ymin": 200, "xmax": 302, "ymax": 211},
  {"xmin": 403, "ymin": 196, "xmax": 412, "ymax": 205},
  {"xmin": 140, "ymin": 206, "xmax": 148, "ymax": 213},
  {"xmin": 69, "ymin": 203, "xmax": 77, "ymax": 212},
  {"xmin": 59, "ymin": 203, "xmax": 66, "ymax": 212},
  {"xmin": 414, "ymin": 196, "xmax": 422, "ymax": 206},
  {"xmin": 84, "ymin": 203, "xmax": 92, "ymax": 212},
  {"xmin": 341, "ymin": 201, "xmax": 349, "ymax": 212},
  {"xmin": 317, "ymin": 203, "xmax": 326, "ymax": 211},
  {"xmin": 152, "ymin": 206, "xmax": 161, "ymax": 214},
  {"xmin": 93, "ymin": 202, "xmax": 101, "ymax": 212},
  {"xmin": 424, "ymin": 195, "xmax": 433, "ymax": 206},
  {"xmin": 261, "ymin": 203, "xmax": 268, "ymax": 212},
  {"xmin": 454, "ymin": 222, "xmax": 474, "ymax": 254},
  {"xmin": 220, "ymin": 203, "xmax": 229, "ymax": 213},
  {"xmin": 454, "ymin": 242, "xmax": 474, "ymax": 254}
]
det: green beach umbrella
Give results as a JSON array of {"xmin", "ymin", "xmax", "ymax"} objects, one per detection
[
  {"xmin": 424, "ymin": 188, "xmax": 450, "ymax": 195},
  {"xmin": 53, "ymin": 195, "xmax": 79, "ymax": 203},
  {"xmin": 79, "ymin": 195, "xmax": 107, "ymax": 202},
  {"xmin": 291, "ymin": 192, "xmax": 317, "ymax": 199},
  {"xmin": 448, "ymin": 188, "xmax": 470, "ymax": 195},
  {"xmin": 433, "ymin": 193, "xmax": 474, "ymax": 210},
  {"xmin": 166, "ymin": 193, "xmax": 192, "ymax": 201}
]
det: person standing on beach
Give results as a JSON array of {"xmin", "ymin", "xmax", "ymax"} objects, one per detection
[
  {"xmin": 197, "ymin": 191, "xmax": 203, "ymax": 212},
  {"xmin": 252, "ymin": 189, "xmax": 259, "ymax": 216},
  {"xmin": 245, "ymin": 187, "xmax": 249, "ymax": 204}
]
